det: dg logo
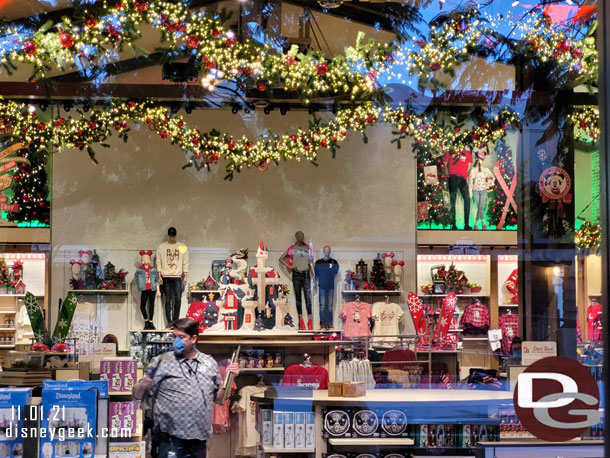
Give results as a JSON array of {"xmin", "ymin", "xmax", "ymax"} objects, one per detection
[{"xmin": 514, "ymin": 356, "xmax": 600, "ymax": 442}]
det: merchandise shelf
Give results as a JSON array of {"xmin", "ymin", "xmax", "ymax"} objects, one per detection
[
  {"xmin": 261, "ymin": 445, "xmax": 315, "ymax": 453},
  {"xmin": 342, "ymin": 290, "xmax": 403, "ymax": 294},
  {"xmin": 70, "ymin": 289, "xmax": 129, "ymax": 294},
  {"xmin": 328, "ymin": 438, "xmax": 415, "ymax": 446}
]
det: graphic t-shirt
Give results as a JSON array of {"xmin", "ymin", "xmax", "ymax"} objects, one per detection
[
  {"xmin": 587, "ymin": 302, "xmax": 602, "ymax": 341},
  {"xmin": 340, "ymin": 301, "xmax": 373, "ymax": 338},
  {"xmin": 156, "ymin": 241, "xmax": 189, "ymax": 277},
  {"xmin": 285, "ymin": 243, "xmax": 313, "ymax": 272},
  {"xmin": 282, "ymin": 365, "xmax": 329, "ymax": 389},
  {"xmin": 468, "ymin": 166, "xmax": 494, "ymax": 192},
  {"xmin": 232, "ymin": 385, "xmax": 267, "ymax": 455},
  {"xmin": 371, "ymin": 302, "xmax": 404, "ymax": 344},
  {"xmin": 444, "ymin": 150, "xmax": 473, "ymax": 179},
  {"xmin": 314, "ymin": 258, "xmax": 340, "ymax": 290}
]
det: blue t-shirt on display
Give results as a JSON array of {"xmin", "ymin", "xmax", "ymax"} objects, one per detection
[{"xmin": 314, "ymin": 258, "xmax": 339, "ymax": 290}]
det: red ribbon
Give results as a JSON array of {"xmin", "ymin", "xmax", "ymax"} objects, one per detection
[{"xmin": 493, "ymin": 159, "xmax": 518, "ymax": 229}]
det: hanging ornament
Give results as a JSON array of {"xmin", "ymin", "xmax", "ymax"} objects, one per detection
[
  {"xmin": 60, "ymin": 33, "xmax": 75, "ymax": 49},
  {"xmin": 23, "ymin": 41, "xmax": 37, "ymax": 55}
]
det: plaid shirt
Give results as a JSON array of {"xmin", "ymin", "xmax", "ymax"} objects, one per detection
[
  {"xmin": 499, "ymin": 313, "xmax": 519, "ymax": 355},
  {"xmin": 460, "ymin": 302, "xmax": 490, "ymax": 334},
  {"xmin": 146, "ymin": 350, "xmax": 222, "ymax": 441}
]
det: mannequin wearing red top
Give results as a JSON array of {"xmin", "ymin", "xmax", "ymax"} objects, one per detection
[{"xmin": 444, "ymin": 150, "xmax": 473, "ymax": 230}]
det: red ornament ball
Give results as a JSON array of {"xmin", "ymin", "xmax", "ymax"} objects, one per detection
[
  {"xmin": 60, "ymin": 33, "xmax": 74, "ymax": 49},
  {"xmin": 135, "ymin": 0, "xmax": 148, "ymax": 11},
  {"xmin": 187, "ymin": 34, "xmax": 200, "ymax": 49},
  {"xmin": 316, "ymin": 63, "xmax": 328, "ymax": 77},
  {"xmin": 321, "ymin": 139, "xmax": 328, "ymax": 148},
  {"xmin": 23, "ymin": 40, "xmax": 37, "ymax": 56},
  {"xmin": 227, "ymin": 140, "xmax": 236, "ymax": 149},
  {"xmin": 428, "ymin": 61, "xmax": 441, "ymax": 71},
  {"xmin": 572, "ymin": 48, "xmax": 582, "ymax": 58},
  {"xmin": 257, "ymin": 82, "xmax": 267, "ymax": 91}
]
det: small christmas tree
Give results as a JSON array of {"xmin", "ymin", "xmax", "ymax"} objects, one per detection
[
  {"xmin": 0, "ymin": 257, "xmax": 9, "ymax": 289},
  {"xmin": 488, "ymin": 140, "xmax": 517, "ymax": 229},
  {"xmin": 369, "ymin": 256, "xmax": 386, "ymax": 289},
  {"xmin": 416, "ymin": 140, "xmax": 451, "ymax": 228},
  {"xmin": 85, "ymin": 250, "xmax": 103, "ymax": 289},
  {"xmin": 445, "ymin": 264, "xmax": 460, "ymax": 292}
]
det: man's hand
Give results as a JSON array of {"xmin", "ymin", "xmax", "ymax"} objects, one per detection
[
  {"xmin": 140, "ymin": 375, "xmax": 154, "ymax": 391},
  {"xmin": 183, "ymin": 277, "xmax": 187, "ymax": 287},
  {"xmin": 159, "ymin": 277, "xmax": 164, "ymax": 286},
  {"xmin": 227, "ymin": 362, "xmax": 240, "ymax": 377}
]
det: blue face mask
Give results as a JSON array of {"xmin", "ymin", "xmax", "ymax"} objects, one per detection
[
  {"xmin": 513, "ymin": 350, "xmax": 521, "ymax": 358},
  {"xmin": 173, "ymin": 336, "xmax": 187, "ymax": 355}
]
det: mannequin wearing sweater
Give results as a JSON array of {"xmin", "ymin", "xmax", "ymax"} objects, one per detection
[
  {"xmin": 156, "ymin": 227, "xmax": 189, "ymax": 325},
  {"xmin": 134, "ymin": 250, "xmax": 161, "ymax": 329},
  {"xmin": 468, "ymin": 154, "xmax": 494, "ymax": 230}
]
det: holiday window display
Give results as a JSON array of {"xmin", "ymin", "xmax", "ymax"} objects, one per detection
[{"xmin": 134, "ymin": 250, "xmax": 160, "ymax": 330}]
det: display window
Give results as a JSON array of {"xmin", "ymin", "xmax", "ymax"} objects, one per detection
[{"xmin": 0, "ymin": 0, "xmax": 607, "ymax": 457}]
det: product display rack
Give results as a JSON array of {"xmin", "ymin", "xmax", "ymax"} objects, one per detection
[{"xmin": 253, "ymin": 389, "xmax": 511, "ymax": 458}]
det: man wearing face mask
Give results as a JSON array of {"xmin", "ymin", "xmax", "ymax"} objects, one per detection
[{"xmin": 133, "ymin": 318, "xmax": 239, "ymax": 458}]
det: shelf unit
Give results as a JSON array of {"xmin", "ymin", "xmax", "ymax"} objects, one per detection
[
  {"xmin": 328, "ymin": 438, "xmax": 415, "ymax": 446},
  {"xmin": 260, "ymin": 445, "xmax": 315, "ymax": 453},
  {"xmin": 342, "ymin": 290, "xmax": 403, "ymax": 294},
  {"xmin": 70, "ymin": 289, "xmax": 129, "ymax": 295}
]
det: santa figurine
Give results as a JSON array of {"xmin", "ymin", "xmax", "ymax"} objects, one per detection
[{"xmin": 134, "ymin": 250, "xmax": 161, "ymax": 329}]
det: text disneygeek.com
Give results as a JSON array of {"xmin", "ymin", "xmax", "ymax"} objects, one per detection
[{"xmin": 6, "ymin": 405, "xmax": 132, "ymax": 441}]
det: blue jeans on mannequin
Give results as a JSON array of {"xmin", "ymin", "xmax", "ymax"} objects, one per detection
[
  {"xmin": 162, "ymin": 277, "xmax": 182, "ymax": 325},
  {"xmin": 472, "ymin": 189, "xmax": 488, "ymax": 228},
  {"xmin": 319, "ymin": 288, "xmax": 334, "ymax": 327}
]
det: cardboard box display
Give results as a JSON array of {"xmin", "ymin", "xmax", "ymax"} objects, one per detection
[
  {"xmin": 108, "ymin": 442, "xmax": 146, "ymax": 458},
  {"xmin": 328, "ymin": 382, "xmax": 343, "ymax": 397},
  {"xmin": 109, "ymin": 401, "xmax": 137, "ymax": 436},
  {"xmin": 342, "ymin": 381, "xmax": 366, "ymax": 397},
  {"xmin": 305, "ymin": 412, "xmax": 315, "ymax": 448},
  {"xmin": 260, "ymin": 409, "xmax": 273, "ymax": 446},
  {"xmin": 272, "ymin": 411, "xmax": 284, "ymax": 449},
  {"xmin": 0, "ymin": 388, "xmax": 32, "ymax": 458},
  {"xmin": 40, "ymin": 389, "xmax": 97, "ymax": 458},
  {"xmin": 100, "ymin": 359, "xmax": 137, "ymax": 393},
  {"xmin": 294, "ymin": 412, "xmax": 306, "ymax": 449},
  {"xmin": 283, "ymin": 412, "xmax": 295, "ymax": 448}
]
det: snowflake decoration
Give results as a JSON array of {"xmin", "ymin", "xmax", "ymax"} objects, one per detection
[{"xmin": 57, "ymin": 319, "xmax": 68, "ymax": 330}]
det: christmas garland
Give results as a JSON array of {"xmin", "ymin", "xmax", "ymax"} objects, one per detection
[
  {"xmin": 0, "ymin": 2, "xmax": 598, "ymax": 100},
  {"xmin": 575, "ymin": 220, "xmax": 601, "ymax": 252},
  {"xmin": 0, "ymin": 97, "xmax": 517, "ymax": 180},
  {"xmin": 569, "ymin": 106, "xmax": 599, "ymax": 143}
]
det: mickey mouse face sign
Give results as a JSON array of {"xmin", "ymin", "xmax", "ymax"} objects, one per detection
[
  {"xmin": 355, "ymin": 455, "xmax": 377, "ymax": 458},
  {"xmin": 384, "ymin": 455, "xmax": 406, "ymax": 458},
  {"xmin": 326, "ymin": 455, "xmax": 347, "ymax": 458},
  {"xmin": 353, "ymin": 410, "xmax": 379, "ymax": 436},
  {"xmin": 324, "ymin": 410, "xmax": 350, "ymax": 436},
  {"xmin": 382, "ymin": 410, "xmax": 408, "ymax": 436},
  {"xmin": 538, "ymin": 166, "xmax": 572, "ymax": 217}
]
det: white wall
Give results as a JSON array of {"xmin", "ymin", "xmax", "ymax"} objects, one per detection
[{"xmin": 50, "ymin": 109, "xmax": 417, "ymax": 347}]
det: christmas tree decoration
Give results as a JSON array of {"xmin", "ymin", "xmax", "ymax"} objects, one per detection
[
  {"xmin": 0, "ymin": 257, "xmax": 10, "ymax": 289},
  {"xmin": 5, "ymin": 147, "xmax": 50, "ymax": 226},
  {"xmin": 85, "ymin": 250, "xmax": 104, "ymax": 290},
  {"xmin": 487, "ymin": 140, "xmax": 517, "ymax": 230},
  {"xmin": 369, "ymin": 256, "xmax": 386, "ymax": 290},
  {"xmin": 445, "ymin": 264, "xmax": 460, "ymax": 292},
  {"xmin": 575, "ymin": 220, "xmax": 601, "ymax": 252}
]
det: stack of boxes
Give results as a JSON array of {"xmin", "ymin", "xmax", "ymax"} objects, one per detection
[{"xmin": 261, "ymin": 409, "xmax": 315, "ymax": 450}]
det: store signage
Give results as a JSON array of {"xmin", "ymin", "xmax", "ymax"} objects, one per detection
[
  {"xmin": 521, "ymin": 341, "xmax": 556, "ymax": 365},
  {"xmin": 514, "ymin": 356, "xmax": 600, "ymax": 442},
  {"xmin": 538, "ymin": 166, "xmax": 572, "ymax": 217}
]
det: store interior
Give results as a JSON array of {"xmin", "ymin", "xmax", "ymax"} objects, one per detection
[{"xmin": 0, "ymin": 0, "xmax": 606, "ymax": 457}]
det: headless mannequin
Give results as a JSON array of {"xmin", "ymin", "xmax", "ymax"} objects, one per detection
[
  {"xmin": 280, "ymin": 231, "xmax": 316, "ymax": 330},
  {"xmin": 314, "ymin": 245, "xmax": 339, "ymax": 330},
  {"xmin": 156, "ymin": 227, "xmax": 189, "ymax": 325},
  {"xmin": 135, "ymin": 251, "xmax": 161, "ymax": 329}
]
